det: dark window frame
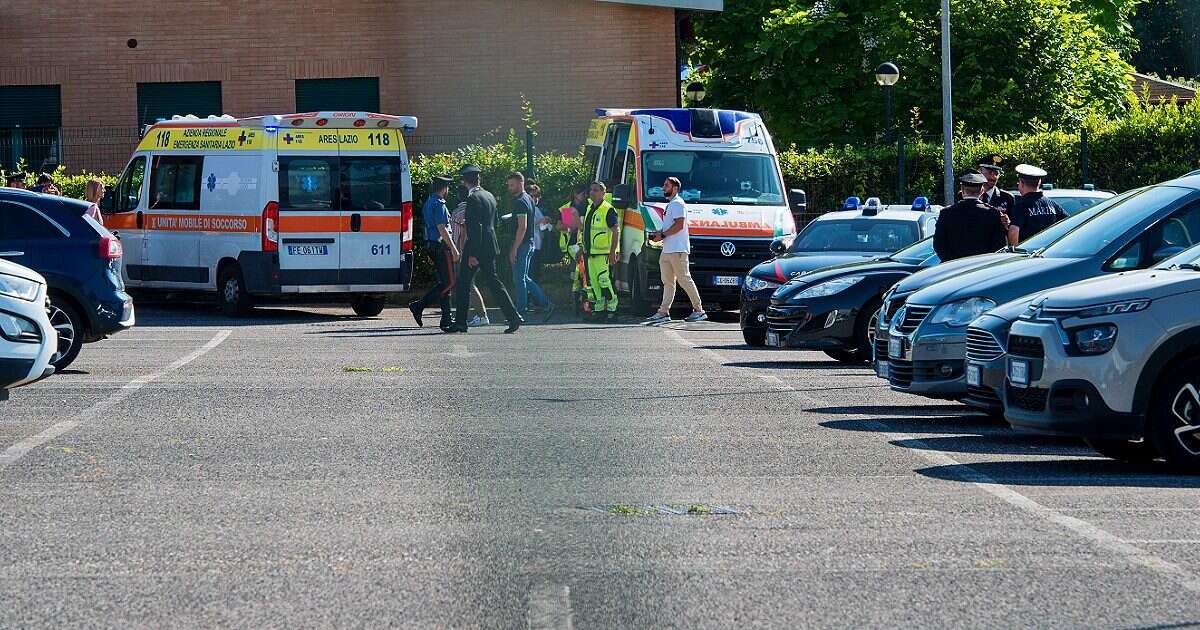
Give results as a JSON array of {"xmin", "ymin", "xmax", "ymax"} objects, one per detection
[{"xmin": 148, "ymin": 155, "xmax": 204, "ymax": 210}]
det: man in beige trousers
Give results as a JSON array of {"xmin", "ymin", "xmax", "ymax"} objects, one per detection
[{"xmin": 644, "ymin": 177, "xmax": 707, "ymax": 324}]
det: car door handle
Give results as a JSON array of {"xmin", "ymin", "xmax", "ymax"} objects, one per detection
[
  {"xmin": 0, "ymin": 251, "xmax": 24, "ymax": 257},
  {"xmin": 350, "ymin": 214, "xmax": 362, "ymax": 232}
]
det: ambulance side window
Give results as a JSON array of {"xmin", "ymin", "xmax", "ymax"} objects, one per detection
[
  {"xmin": 149, "ymin": 155, "xmax": 203, "ymax": 210},
  {"xmin": 279, "ymin": 157, "xmax": 338, "ymax": 211},
  {"xmin": 622, "ymin": 148, "xmax": 637, "ymax": 187},
  {"xmin": 116, "ymin": 156, "xmax": 147, "ymax": 213},
  {"xmin": 584, "ymin": 145, "xmax": 602, "ymax": 182}
]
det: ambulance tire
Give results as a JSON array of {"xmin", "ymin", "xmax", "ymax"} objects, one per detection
[
  {"xmin": 627, "ymin": 256, "xmax": 650, "ymax": 314},
  {"xmin": 351, "ymin": 295, "xmax": 387, "ymax": 317},
  {"xmin": 217, "ymin": 264, "xmax": 254, "ymax": 317}
]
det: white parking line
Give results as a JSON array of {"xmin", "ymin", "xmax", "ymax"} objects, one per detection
[
  {"xmin": 0, "ymin": 329, "xmax": 231, "ymax": 470},
  {"xmin": 526, "ymin": 581, "xmax": 573, "ymax": 630},
  {"xmin": 662, "ymin": 326, "xmax": 1200, "ymax": 594}
]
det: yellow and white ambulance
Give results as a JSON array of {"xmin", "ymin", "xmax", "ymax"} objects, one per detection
[
  {"xmin": 585, "ymin": 108, "xmax": 802, "ymax": 311},
  {"xmin": 102, "ymin": 111, "xmax": 417, "ymax": 316}
]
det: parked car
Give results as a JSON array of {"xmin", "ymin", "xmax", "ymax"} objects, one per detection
[
  {"xmin": 874, "ymin": 195, "xmax": 1119, "ymax": 382},
  {"xmin": 0, "ymin": 189, "xmax": 135, "ymax": 371},
  {"xmin": 1004, "ymin": 243, "xmax": 1200, "ymax": 470},
  {"xmin": 879, "ymin": 182, "xmax": 1199, "ymax": 401},
  {"xmin": 0, "ymin": 259, "xmax": 55, "ymax": 400},
  {"xmin": 739, "ymin": 197, "xmax": 939, "ymax": 345},
  {"xmin": 1041, "ymin": 187, "xmax": 1115, "ymax": 215}
]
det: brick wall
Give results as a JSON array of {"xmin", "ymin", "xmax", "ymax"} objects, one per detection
[{"xmin": 0, "ymin": 0, "xmax": 678, "ymax": 173}]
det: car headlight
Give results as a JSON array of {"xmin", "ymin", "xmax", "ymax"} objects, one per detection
[
  {"xmin": 795, "ymin": 275, "xmax": 865, "ymax": 299},
  {"xmin": 744, "ymin": 276, "xmax": 782, "ymax": 293},
  {"xmin": 0, "ymin": 310, "xmax": 40, "ymax": 343},
  {"xmin": 1072, "ymin": 324, "xmax": 1118, "ymax": 355},
  {"xmin": 1078, "ymin": 300, "xmax": 1150, "ymax": 318},
  {"xmin": 0, "ymin": 273, "xmax": 40, "ymax": 302},
  {"xmin": 928, "ymin": 297, "xmax": 997, "ymax": 327}
]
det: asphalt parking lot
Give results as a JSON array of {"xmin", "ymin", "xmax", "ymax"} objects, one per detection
[{"xmin": 3, "ymin": 305, "xmax": 1200, "ymax": 629}]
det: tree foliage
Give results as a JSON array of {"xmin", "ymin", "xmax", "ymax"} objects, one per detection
[{"xmin": 689, "ymin": 0, "xmax": 1135, "ymax": 147}]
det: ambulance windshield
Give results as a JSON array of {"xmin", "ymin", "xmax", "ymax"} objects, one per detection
[{"xmin": 642, "ymin": 151, "xmax": 784, "ymax": 206}]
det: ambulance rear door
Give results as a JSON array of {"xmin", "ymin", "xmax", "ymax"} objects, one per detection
[
  {"xmin": 337, "ymin": 128, "xmax": 407, "ymax": 289},
  {"xmin": 275, "ymin": 129, "xmax": 343, "ymax": 289}
]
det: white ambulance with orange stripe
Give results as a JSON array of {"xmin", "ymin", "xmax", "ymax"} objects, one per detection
[
  {"xmin": 102, "ymin": 112, "xmax": 417, "ymax": 316},
  {"xmin": 585, "ymin": 108, "xmax": 803, "ymax": 312}
]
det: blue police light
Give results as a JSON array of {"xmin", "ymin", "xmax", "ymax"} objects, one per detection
[
  {"xmin": 911, "ymin": 196, "xmax": 930, "ymax": 210},
  {"xmin": 264, "ymin": 125, "xmax": 279, "ymax": 133},
  {"xmin": 843, "ymin": 196, "xmax": 862, "ymax": 210}
]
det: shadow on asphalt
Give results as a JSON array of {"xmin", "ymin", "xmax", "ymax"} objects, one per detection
[
  {"xmin": 916, "ymin": 459, "xmax": 1200, "ymax": 488},
  {"xmin": 724, "ymin": 360, "xmax": 874, "ymax": 370},
  {"xmin": 811, "ymin": 404, "xmax": 966, "ymax": 416},
  {"xmin": 133, "ymin": 304, "xmax": 349, "ymax": 326},
  {"xmin": 531, "ymin": 389, "xmax": 788, "ymax": 403},
  {"xmin": 890, "ymin": 435, "xmax": 1092, "ymax": 458}
]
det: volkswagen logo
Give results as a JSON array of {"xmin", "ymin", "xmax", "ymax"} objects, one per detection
[{"xmin": 720, "ymin": 241, "xmax": 737, "ymax": 257}]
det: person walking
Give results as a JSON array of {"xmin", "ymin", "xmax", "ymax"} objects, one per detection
[
  {"xmin": 409, "ymin": 176, "xmax": 460, "ymax": 331},
  {"xmin": 83, "ymin": 178, "xmax": 105, "ymax": 221},
  {"xmin": 579, "ymin": 181, "xmax": 620, "ymax": 321},
  {"xmin": 644, "ymin": 177, "xmax": 706, "ymax": 324},
  {"xmin": 449, "ymin": 165, "xmax": 521, "ymax": 334},
  {"xmin": 1008, "ymin": 164, "xmax": 1066, "ymax": 245},
  {"xmin": 506, "ymin": 173, "xmax": 553, "ymax": 321},
  {"xmin": 450, "ymin": 192, "xmax": 491, "ymax": 327},
  {"xmin": 933, "ymin": 172, "xmax": 1010, "ymax": 262}
]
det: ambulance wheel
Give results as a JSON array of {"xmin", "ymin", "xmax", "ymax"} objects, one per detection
[
  {"xmin": 351, "ymin": 294, "xmax": 387, "ymax": 317},
  {"xmin": 627, "ymin": 256, "xmax": 650, "ymax": 314},
  {"xmin": 217, "ymin": 264, "xmax": 253, "ymax": 317}
]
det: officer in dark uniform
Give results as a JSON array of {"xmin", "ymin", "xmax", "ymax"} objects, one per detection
[
  {"xmin": 449, "ymin": 165, "xmax": 522, "ymax": 334},
  {"xmin": 977, "ymin": 153, "xmax": 1016, "ymax": 215},
  {"xmin": 1008, "ymin": 164, "xmax": 1066, "ymax": 246},
  {"xmin": 934, "ymin": 172, "xmax": 1009, "ymax": 262}
]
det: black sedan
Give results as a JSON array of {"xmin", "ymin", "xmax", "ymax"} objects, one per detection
[{"xmin": 763, "ymin": 238, "xmax": 938, "ymax": 363}]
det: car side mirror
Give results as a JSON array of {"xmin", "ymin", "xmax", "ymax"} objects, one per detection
[
  {"xmin": 1152, "ymin": 245, "xmax": 1187, "ymax": 264},
  {"xmin": 770, "ymin": 237, "xmax": 790, "ymax": 256},
  {"xmin": 99, "ymin": 189, "xmax": 116, "ymax": 214},
  {"xmin": 788, "ymin": 189, "xmax": 807, "ymax": 212},
  {"xmin": 612, "ymin": 184, "xmax": 632, "ymax": 210}
]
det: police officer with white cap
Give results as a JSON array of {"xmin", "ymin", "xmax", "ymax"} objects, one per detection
[
  {"xmin": 934, "ymin": 171, "xmax": 1009, "ymax": 262},
  {"xmin": 1007, "ymin": 163, "xmax": 1066, "ymax": 246}
]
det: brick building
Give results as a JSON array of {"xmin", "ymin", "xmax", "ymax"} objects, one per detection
[{"xmin": 0, "ymin": 0, "xmax": 721, "ymax": 174}]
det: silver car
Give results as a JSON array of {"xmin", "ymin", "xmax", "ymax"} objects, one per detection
[{"xmin": 1004, "ymin": 244, "xmax": 1200, "ymax": 471}]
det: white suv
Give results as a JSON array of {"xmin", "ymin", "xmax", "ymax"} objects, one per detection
[
  {"xmin": 0, "ymin": 259, "xmax": 55, "ymax": 400},
  {"xmin": 1004, "ymin": 244, "xmax": 1200, "ymax": 470}
]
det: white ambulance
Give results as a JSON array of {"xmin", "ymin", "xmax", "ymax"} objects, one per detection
[
  {"xmin": 102, "ymin": 112, "xmax": 417, "ymax": 316},
  {"xmin": 585, "ymin": 108, "xmax": 803, "ymax": 311}
]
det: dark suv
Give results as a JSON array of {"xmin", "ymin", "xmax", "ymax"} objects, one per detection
[{"xmin": 0, "ymin": 189, "xmax": 134, "ymax": 370}]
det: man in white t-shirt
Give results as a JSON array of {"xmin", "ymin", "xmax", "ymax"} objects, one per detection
[{"xmin": 644, "ymin": 176, "xmax": 706, "ymax": 324}]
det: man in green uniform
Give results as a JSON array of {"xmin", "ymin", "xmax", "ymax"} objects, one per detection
[{"xmin": 579, "ymin": 181, "xmax": 620, "ymax": 320}]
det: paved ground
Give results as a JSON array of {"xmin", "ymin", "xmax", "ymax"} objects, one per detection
[{"xmin": 3, "ymin": 304, "xmax": 1200, "ymax": 629}]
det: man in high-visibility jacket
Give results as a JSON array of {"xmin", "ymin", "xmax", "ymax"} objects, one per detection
[{"xmin": 579, "ymin": 181, "xmax": 620, "ymax": 319}]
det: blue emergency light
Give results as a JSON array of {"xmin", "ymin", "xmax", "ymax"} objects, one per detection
[
  {"xmin": 911, "ymin": 196, "xmax": 930, "ymax": 210},
  {"xmin": 843, "ymin": 196, "xmax": 861, "ymax": 210}
]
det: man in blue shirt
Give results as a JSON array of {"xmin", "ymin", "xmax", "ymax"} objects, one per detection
[{"xmin": 409, "ymin": 176, "xmax": 461, "ymax": 331}]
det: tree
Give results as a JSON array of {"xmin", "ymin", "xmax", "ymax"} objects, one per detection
[
  {"xmin": 1131, "ymin": 0, "xmax": 1200, "ymax": 79},
  {"xmin": 689, "ymin": 0, "xmax": 1134, "ymax": 147}
]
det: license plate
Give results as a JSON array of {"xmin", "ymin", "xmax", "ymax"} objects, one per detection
[
  {"xmin": 766, "ymin": 331, "xmax": 781, "ymax": 347},
  {"xmin": 966, "ymin": 363, "xmax": 981, "ymax": 387},
  {"xmin": 888, "ymin": 336, "xmax": 905, "ymax": 359},
  {"xmin": 1009, "ymin": 359, "xmax": 1029, "ymax": 386},
  {"xmin": 287, "ymin": 245, "xmax": 329, "ymax": 256},
  {"xmin": 713, "ymin": 275, "xmax": 741, "ymax": 287},
  {"xmin": 877, "ymin": 361, "xmax": 889, "ymax": 379}
]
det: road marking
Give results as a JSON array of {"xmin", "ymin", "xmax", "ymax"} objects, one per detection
[
  {"xmin": 527, "ymin": 581, "xmax": 573, "ymax": 630},
  {"xmin": 0, "ymin": 329, "xmax": 231, "ymax": 470},
  {"xmin": 662, "ymin": 325, "xmax": 1200, "ymax": 594}
]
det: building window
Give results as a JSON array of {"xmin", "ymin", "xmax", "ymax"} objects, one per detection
[
  {"xmin": 136, "ymin": 81, "xmax": 223, "ymax": 128},
  {"xmin": 0, "ymin": 85, "xmax": 62, "ymax": 173},
  {"xmin": 295, "ymin": 78, "xmax": 380, "ymax": 113}
]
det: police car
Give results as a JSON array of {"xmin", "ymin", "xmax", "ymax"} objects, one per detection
[{"xmin": 102, "ymin": 112, "xmax": 418, "ymax": 317}]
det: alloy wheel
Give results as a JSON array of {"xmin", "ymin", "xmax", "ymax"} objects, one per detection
[
  {"xmin": 1170, "ymin": 383, "xmax": 1200, "ymax": 456},
  {"xmin": 48, "ymin": 304, "xmax": 76, "ymax": 364}
]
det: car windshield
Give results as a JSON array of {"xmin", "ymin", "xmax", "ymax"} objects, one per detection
[
  {"xmin": 1049, "ymin": 195, "xmax": 1109, "ymax": 215},
  {"xmin": 1162, "ymin": 242, "xmax": 1200, "ymax": 269},
  {"xmin": 890, "ymin": 237, "xmax": 936, "ymax": 264},
  {"xmin": 1040, "ymin": 186, "xmax": 1193, "ymax": 259},
  {"xmin": 1014, "ymin": 192, "xmax": 1130, "ymax": 251},
  {"xmin": 790, "ymin": 219, "xmax": 919, "ymax": 253},
  {"xmin": 642, "ymin": 151, "xmax": 783, "ymax": 206}
]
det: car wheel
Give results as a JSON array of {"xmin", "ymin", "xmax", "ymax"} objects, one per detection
[
  {"xmin": 351, "ymin": 294, "xmax": 387, "ymax": 317},
  {"xmin": 855, "ymin": 298, "xmax": 883, "ymax": 359},
  {"xmin": 47, "ymin": 295, "xmax": 85, "ymax": 372},
  {"xmin": 1084, "ymin": 438, "xmax": 1159, "ymax": 463},
  {"xmin": 217, "ymin": 264, "xmax": 253, "ymax": 317},
  {"xmin": 1147, "ymin": 358, "xmax": 1200, "ymax": 473},
  {"xmin": 824, "ymin": 349, "xmax": 863, "ymax": 364},
  {"xmin": 742, "ymin": 327, "xmax": 765, "ymax": 347}
]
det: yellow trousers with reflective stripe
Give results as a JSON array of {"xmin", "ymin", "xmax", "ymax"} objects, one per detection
[{"xmin": 585, "ymin": 255, "xmax": 617, "ymax": 313}]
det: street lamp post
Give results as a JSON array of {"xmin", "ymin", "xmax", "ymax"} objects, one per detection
[
  {"xmin": 685, "ymin": 81, "xmax": 706, "ymax": 106},
  {"xmin": 874, "ymin": 62, "xmax": 900, "ymax": 143},
  {"xmin": 940, "ymin": 0, "xmax": 955, "ymax": 205}
]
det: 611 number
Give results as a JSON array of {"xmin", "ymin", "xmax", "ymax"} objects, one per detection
[{"xmin": 371, "ymin": 244, "xmax": 392, "ymax": 256}]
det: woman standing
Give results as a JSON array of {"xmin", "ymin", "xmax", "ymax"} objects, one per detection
[{"xmin": 83, "ymin": 178, "xmax": 105, "ymax": 221}]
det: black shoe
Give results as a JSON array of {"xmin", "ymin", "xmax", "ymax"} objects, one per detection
[
  {"xmin": 505, "ymin": 316, "xmax": 524, "ymax": 334},
  {"xmin": 445, "ymin": 324, "xmax": 468, "ymax": 334},
  {"xmin": 439, "ymin": 320, "xmax": 454, "ymax": 332},
  {"xmin": 542, "ymin": 304, "xmax": 555, "ymax": 324},
  {"xmin": 408, "ymin": 302, "xmax": 424, "ymax": 327}
]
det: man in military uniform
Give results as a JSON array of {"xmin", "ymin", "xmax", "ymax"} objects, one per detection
[
  {"xmin": 449, "ymin": 165, "xmax": 522, "ymax": 334},
  {"xmin": 978, "ymin": 153, "xmax": 1016, "ymax": 215},
  {"xmin": 934, "ymin": 172, "xmax": 1009, "ymax": 262},
  {"xmin": 1008, "ymin": 164, "xmax": 1067, "ymax": 246}
]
